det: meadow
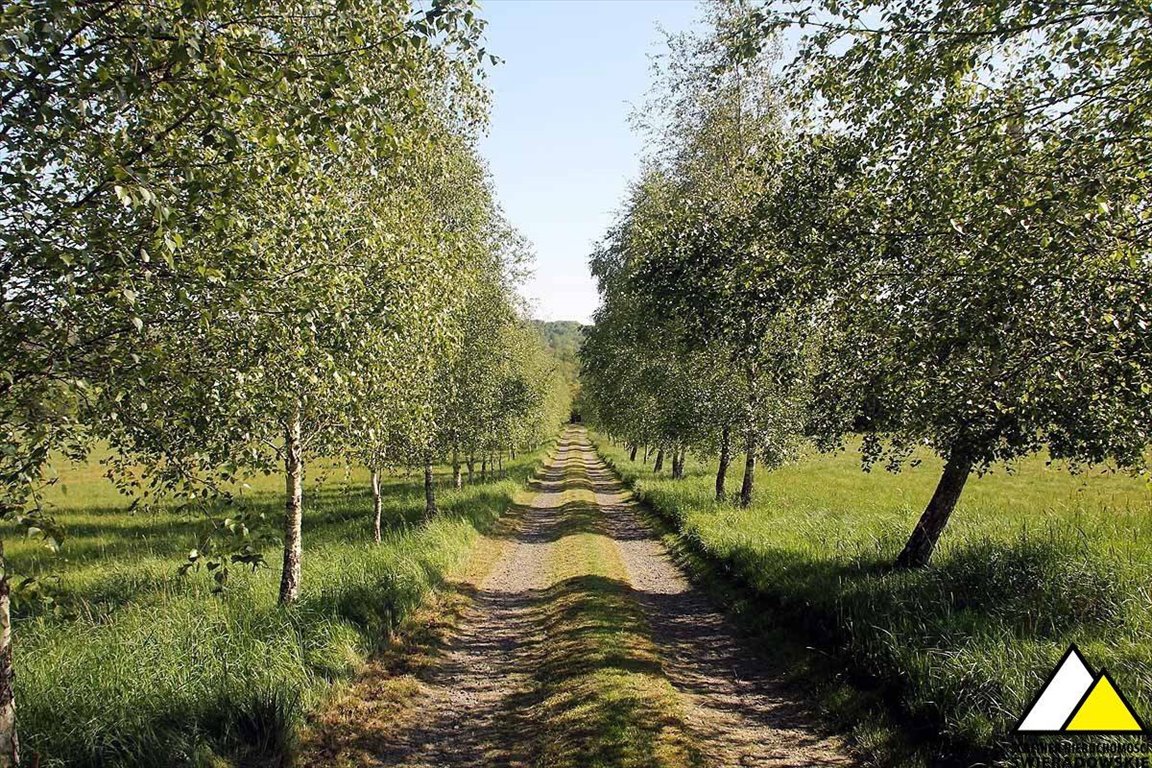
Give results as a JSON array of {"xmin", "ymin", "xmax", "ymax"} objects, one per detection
[
  {"xmin": 593, "ymin": 436, "xmax": 1152, "ymax": 766},
  {"xmin": 3, "ymin": 448, "xmax": 548, "ymax": 768}
]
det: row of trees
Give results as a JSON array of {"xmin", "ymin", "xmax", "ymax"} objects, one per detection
[
  {"xmin": 582, "ymin": 0, "xmax": 1150, "ymax": 568},
  {"xmin": 0, "ymin": 2, "xmax": 567, "ymax": 763}
]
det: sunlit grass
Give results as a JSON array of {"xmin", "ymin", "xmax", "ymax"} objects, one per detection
[
  {"xmin": 5, "ymin": 448, "xmax": 548, "ymax": 768},
  {"xmin": 594, "ymin": 435, "xmax": 1152, "ymax": 765}
]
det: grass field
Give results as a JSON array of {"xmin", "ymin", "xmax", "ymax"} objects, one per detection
[
  {"xmin": 4, "ymin": 448, "xmax": 548, "ymax": 768},
  {"xmin": 592, "ymin": 436, "xmax": 1152, "ymax": 766}
]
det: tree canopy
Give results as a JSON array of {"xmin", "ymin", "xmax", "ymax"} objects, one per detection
[
  {"xmin": 580, "ymin": 0, "xmax": 1150, "ymax": 567},
  {"xmin": 0, "ymin": 2, "xmax": 569, "ymax": 760}
]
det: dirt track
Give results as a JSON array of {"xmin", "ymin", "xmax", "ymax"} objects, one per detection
[{"xmin": 326, "ymin": 426, "xmax": 852, "ymax": 767}]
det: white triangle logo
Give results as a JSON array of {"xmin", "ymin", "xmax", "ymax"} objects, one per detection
[{"xmin": 1016, "ymin": 646, "xmax": 1095, "ymax": 732}]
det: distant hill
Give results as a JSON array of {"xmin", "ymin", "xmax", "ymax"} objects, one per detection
[
  {"xmin": 533, "ymin": 321, "xmax": 585, "ymax": 415},
  {"xmin": 532, "ymin": 320, "xmax": 584, "ymax": 367}
]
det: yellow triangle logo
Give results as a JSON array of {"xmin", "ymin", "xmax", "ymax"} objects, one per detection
[
  {"xmin": 1065, "ymin": 672, "xmax": 1144, "ymax": 733},
  {"xmin": 1016, "ymin": 646, "xmax": 1147, "ymax": 735}
]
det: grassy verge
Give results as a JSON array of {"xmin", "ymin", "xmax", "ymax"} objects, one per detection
[
  {"xmin": 297, "ymin": 475, "xmax": 537, "ymax": 767},
  {"xmin": 591, "ymin": 435, "xmax": 1152, "ymax": 767},
  {"xmin": 526, "ymin": 470, "xmax": 703, "ymax": 768},
  {"xmin": 6, "ymin": 450, "xmax": 549, "ymax": 768}
]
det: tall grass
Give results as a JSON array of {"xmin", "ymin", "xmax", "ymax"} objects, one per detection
[
  {"xmin": 5, "ymin": 451, "xmax": 546, "ymax": 767},
  {"xmin": 594, "ymin": 436, "xmax": 1152, "ymax": 765}
]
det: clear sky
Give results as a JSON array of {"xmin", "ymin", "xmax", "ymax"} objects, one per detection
[{"xmin": 477, "ymin": 0, "xmax": 703, "ymax": 324}]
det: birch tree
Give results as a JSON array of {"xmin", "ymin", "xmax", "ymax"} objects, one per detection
[
  {"xmin": 751, "ymin": 0, "xmax": 1152, "ymax": 566},
  {"xmin": 0, "ymin": 1, "xmax": 486, "ymax": 756}
]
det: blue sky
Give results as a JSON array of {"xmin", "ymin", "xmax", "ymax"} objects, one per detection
[{"xmin": 477, "ymin": 0, "xmax": 703, "ymax": 324}]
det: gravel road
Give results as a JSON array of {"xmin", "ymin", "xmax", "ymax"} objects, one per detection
[{"xmin": 369, "ymin": 427, "xmax": 853, "ymax": 767}]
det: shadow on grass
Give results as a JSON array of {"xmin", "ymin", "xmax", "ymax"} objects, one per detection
[
  {"xmin": 536, "ymin": 582, "xmax": 698, "ymax": 766},
  {"xmin": 648, "ymin": 517, "xmax": 1137, "ymax": 768},
  {"xmin": 505, "ymin": 572, "xmax": 706, "ymax": 768}
]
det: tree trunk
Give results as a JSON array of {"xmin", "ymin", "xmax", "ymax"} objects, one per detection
[
  {"xmin": 480, "ymin": 457, "xmax": 487, "ymax": 482},
  {"xmin": 452, "ymin": 447, "xmax": 462, "ymax": 489},
  {"xmin": 673, "ymin": 448, "xmax": 685, "ymax": 479},
  {"xmin": 423, "ymin": 452, "xmax": 437, "ymax": 517},
  {"xmin": 739, "ymin": 430, "xmax": 756, "ymax": 508},
  {"xmin": 0, "ymin": 542, "xmax": 19, "ymax": 768},
  {"xmin": 467, "ymin": 455, "xmax": 475, "ymax": 484},
  {"xmin": 895, "ymin": 456, "xmax": 974, "ymax": 569},
  {"xmin": 654, "ymin": 448, "xmax": 665, "ymax": 472},
  {"xmin": 278, "ymin": 406, "xmax": 304, "ymax": 605},
  {"xmin": 644, "ymin": 445, "xmax": 651, "ymax": 463},
  {"xmin": 629, "ymin": 444, "xmax": 638, "ymax": 462},
  {"xmin": 716, "ymin": 426, "xmax": 731, "ymax": 501},
  {"xmin": 371, "ymin": 467, "xmax": 382, "ymax": 544},
  {"xmin": 510, "ymin": 447, "xmax": 516, "ymax": 460}
]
